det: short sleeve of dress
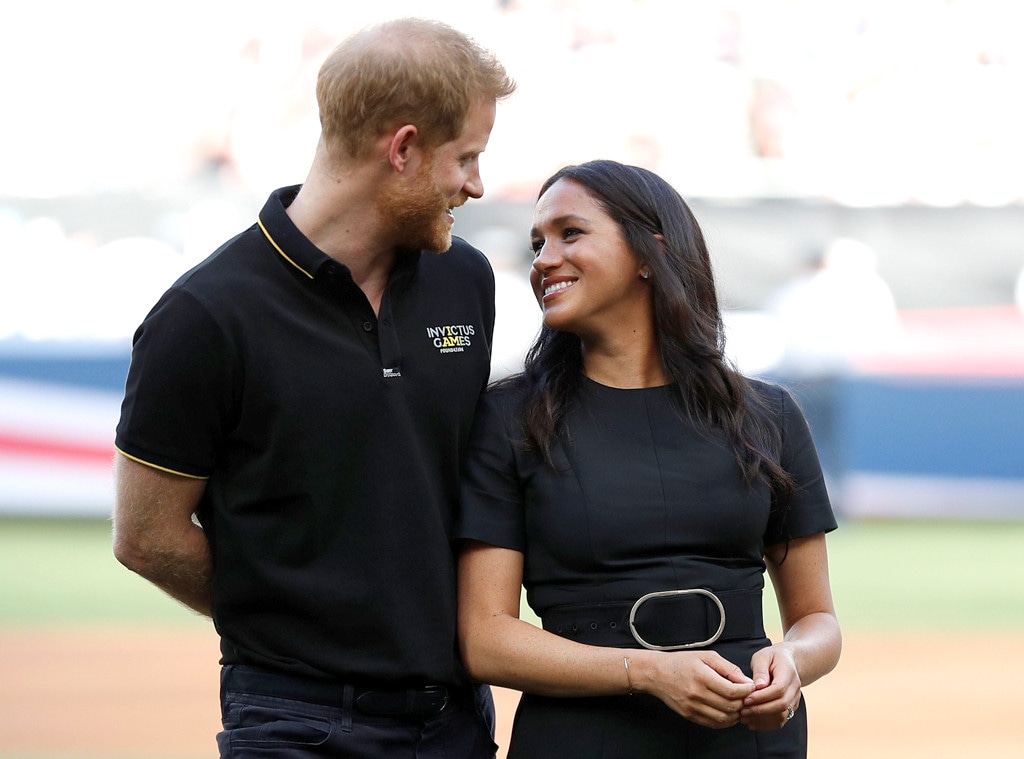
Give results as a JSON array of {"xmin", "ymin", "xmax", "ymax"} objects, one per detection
[
  {"xmin": 455, "ymin": 387, "xmax": 527, "ymax": 553},
  {"xmin": 763, "ymin": 383, "xmax": 838, "ymax": 547},
  {"xmin": 115, "ymin": 286, "xmax": 234, "ymax": 478}
]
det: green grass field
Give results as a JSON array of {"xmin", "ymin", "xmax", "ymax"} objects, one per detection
[
  {"xmin": 1, "ymin": 516, "xmax": 1022, "ymax": 759},
  {"xmin": 0, "ymin": 517, "xmax": 205, "ymax": 628},
  {"xmin": 1, "ymin": 516, "xmax": 1022, "ymax": 631}
]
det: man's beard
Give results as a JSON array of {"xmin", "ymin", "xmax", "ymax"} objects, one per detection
[{"xmin": 378, "ymin": 166, "xmax": 460, "ymax": 253}]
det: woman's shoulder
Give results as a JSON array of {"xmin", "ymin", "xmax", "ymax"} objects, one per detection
[
  {"xmin": 745, "ymin": 376, "xmax": 801, "ymax": 417},
  {"xmin": 466, "ymin": 376, "xmax": 532, "ymax": 445},
  {"xmin": 483, "ymin": 374, "xmax": 531, "ymax": 409},
  {"xmin": 746, "ymin": 375, "xmax": 784, "ymax": 401}
]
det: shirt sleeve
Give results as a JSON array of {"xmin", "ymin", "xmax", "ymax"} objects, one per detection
[
  {"xmin": 764, "ymin": 384, "xmax": 839, "ymax": 546},
  {"xmin": 115, "ymin": 286, "xmax": 234, "ymax": 478},
  {"xmin": 455, "ymin": 388, "xmax": 527, "ymax": 552}
]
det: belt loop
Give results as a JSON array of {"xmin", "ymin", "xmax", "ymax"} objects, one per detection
[
  {"xmin": 341, "ymin": 684, "xmax": 354, "ymax": 732},
  {"xmin": 220, "ymin": 664, "xmax": 232, "ymax": 703}
]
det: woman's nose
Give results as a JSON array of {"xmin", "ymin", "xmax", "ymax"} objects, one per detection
[{"xmin": 532, "ymin": 242, "xmax": 559, "ymax": 273}]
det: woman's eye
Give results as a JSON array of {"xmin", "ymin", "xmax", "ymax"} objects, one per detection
[
  {"xmin": 563, "ymin": 227, "xmax": 582, "ymax": 240},
  {"xmin": 529, "ymin": 239, "xmax": 543, "ymax": 256}
]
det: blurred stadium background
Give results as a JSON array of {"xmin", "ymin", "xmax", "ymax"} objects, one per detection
[
  {"xmin": 1, "ymin": 2, "xmax": 1023, "ymax": 757},
  {"xmin": 2, "ymin": 0, "xmax": 1021, "ymax": 519}
]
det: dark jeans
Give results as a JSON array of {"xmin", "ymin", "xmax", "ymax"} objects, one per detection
[{"xmin": 217, "ymin": 666, "xmax": 497, "ymax": 758}]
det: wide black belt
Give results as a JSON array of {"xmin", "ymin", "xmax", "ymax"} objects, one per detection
[
  {"xmin": 222, "ymin": 665, "xmax": 453, "ymax": 716},
  {"xmin": 541, "ymin": 588, "xmax": 764, "ymax": 650}
]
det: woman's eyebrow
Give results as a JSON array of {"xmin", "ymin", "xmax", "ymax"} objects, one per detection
[{"xmin": 530, "ymin": 214, "xmax": 591, "ymax": 237}]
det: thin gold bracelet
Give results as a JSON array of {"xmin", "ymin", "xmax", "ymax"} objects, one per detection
[{"xmin": 623, "ymin": 656, "xmax": 634, "ymax": 696}]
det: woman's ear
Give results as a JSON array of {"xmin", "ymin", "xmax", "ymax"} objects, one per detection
[{"xmin": 639, "ymin": 232, "xmax": 665, "ymax": 279}]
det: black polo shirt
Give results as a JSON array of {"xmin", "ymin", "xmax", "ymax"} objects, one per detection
[{"xmin": 116, "ymin": 185, "xmax": 495, "ymax": 686}]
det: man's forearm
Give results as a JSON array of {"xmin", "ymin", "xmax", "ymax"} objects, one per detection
[{"xmin": 115, "ymin": 520, "xmax": 213, "ymax": 617}]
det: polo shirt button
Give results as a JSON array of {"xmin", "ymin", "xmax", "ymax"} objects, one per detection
[{"xmin": 362, "ymin": 320, "xmax": 374, "ymax": 332}]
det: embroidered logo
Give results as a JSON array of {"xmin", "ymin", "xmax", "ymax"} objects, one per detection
[
  {"xmin": 426, "ymin": 324, "xmax": 476, "ymax": 354},
  {"xmin": 383, "ymin": 367, "xmax": 402, "ymax": 378}
]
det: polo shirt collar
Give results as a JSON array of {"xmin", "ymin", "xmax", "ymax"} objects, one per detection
[{"xmin": 256, "ymin": 185, "xmax": 422, "ymax": 285}]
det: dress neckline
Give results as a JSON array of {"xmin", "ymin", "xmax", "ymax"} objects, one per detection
[{"xmin": 581, "ymin": 375, "xmax": 673, "ymax": 394}]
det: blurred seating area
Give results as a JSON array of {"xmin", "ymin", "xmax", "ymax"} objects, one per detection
[
  {"xmin": 1, "ymin": 1, "xmax": 1022, "ymax": 518},
  {"xmin": 2, "ymin": 1, "xmax": 1022, "ymax": 204}
]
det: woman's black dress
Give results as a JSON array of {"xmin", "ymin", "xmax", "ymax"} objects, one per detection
[{"xmin": 457, "ymin": 377, "xmax": 837, "ymax": 758}]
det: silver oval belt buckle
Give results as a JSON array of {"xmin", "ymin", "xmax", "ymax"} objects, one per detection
[{"xmin": 628, "ymin": 588, "xmax": 726, "ymax": 651}]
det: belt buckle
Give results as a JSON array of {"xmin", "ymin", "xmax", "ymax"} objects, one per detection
[
  {"xmin": 355, "ymin": 685, "xmax": 449, "ymax": 716},
  {"xmin": 628, "ymin": 588, "xmax": 726, "ymax": 651},
  {"xmin": 421, "ymin": 685, "xmax": 449, "ymax": 715}
]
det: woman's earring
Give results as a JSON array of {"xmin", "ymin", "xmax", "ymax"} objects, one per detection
[{"xmin": 641, "ymin": 270, "xmax": 651, "ymax": 280}]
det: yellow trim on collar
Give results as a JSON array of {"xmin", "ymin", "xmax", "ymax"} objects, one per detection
[
  {"xmin": 115, "ymin": 448, "xmax": 210, "ymax": 480},
  {"xmin": 257, "ymin": 217, "xmax": 314, "ymax": 279}
]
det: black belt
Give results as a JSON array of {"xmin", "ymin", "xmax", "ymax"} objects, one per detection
[
  {"xmin": 222, "ymin": 666, "xmax": 452, "ymax": 716},
  {"xmin": 542, "ymin": 588, "xmax": 764, "ymax": 650}
]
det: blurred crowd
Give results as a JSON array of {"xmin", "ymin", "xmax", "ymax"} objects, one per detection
[
  {"xmin": 3, "ymin": 0, "xmax": 1022, "ymax": 202},
  {"xmin": 485, "ymin": 0, "xmax": 1024, "ymax": 205},
  {"xmin": 178, "ymin": 0, "xmax": 1024, "ymax": 205},
  {"xmin": 2, "ymin": 0, "xmax": 1023, "ymax": 359}
]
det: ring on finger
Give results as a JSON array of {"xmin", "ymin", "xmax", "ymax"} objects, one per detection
[{"xmin": 785, "ymin": 704, "xmax": 795, "ymax": 721}]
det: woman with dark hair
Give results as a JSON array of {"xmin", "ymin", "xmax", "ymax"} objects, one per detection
[{"xmin": 456, "ymin": 160, "xmax": 841, "ymax": 758}]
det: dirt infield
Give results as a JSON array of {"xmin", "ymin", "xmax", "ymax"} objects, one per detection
[{"xmin": 1, "ymin": 627, "xmax": 1020, "ymax": 758}]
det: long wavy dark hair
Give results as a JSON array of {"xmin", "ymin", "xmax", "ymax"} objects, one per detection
[{"xmin": 514, "ymin": 159, "xmax": 793, "ymax": 495}]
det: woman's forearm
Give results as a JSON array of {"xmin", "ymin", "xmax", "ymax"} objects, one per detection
[
  {"xmin": 461, "ymin": 612, "xmax": 632, "ymax": 696},
  {"xmin": 781, "ymin": 611, "xmax": 842, "ymax": 687}
]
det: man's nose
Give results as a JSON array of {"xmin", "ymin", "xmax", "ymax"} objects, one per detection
[{"xmin": 464, "ymin": 168, "xmax": 484, "ymax": 199}]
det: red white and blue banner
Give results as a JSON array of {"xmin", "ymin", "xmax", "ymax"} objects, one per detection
[
  {"xmin": 2, "ymin": 307, "xmax": 1022, "ymax": 518},
  {"xmin": 0, "ymin": 341, "xmax": 127, "ymax": 515}
]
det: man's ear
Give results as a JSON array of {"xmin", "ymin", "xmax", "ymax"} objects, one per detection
[{"xmin": 387, "ymin": 124, "xmax": 419, "ymax": 172}]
